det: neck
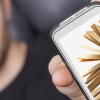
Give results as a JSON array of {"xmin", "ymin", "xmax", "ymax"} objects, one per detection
[{"xmin": 0, "ymin": 40, "xmax": 27, "ymax": 92}]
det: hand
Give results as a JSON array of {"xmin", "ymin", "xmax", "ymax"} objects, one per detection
[
  {"xmin": 48, "ymin": 1, "xmax": 100, "ymax": 100},
  {"xmin": 49, "ymin": 56, "xmax": 100, "ymax": 100},
  {"xmin": 49, "ymin": 55, "xmax": 86, "ymax": 100}
]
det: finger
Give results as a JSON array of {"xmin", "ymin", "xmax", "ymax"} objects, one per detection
[
  {"xmin": 52, "ymin": 62, "xmax": 73, "ymax": 87},
  {"xmin": 56, "ymin": 81, "xmax": 86, "ymax": 100},
  {"xmin": 49, "ymin": 55, "xmax": 73, "ymax": 86},
  {"xmin": 49, "ymin": 55, "xmax": 63, "ymax": 75},
  {"xmin": 49, "ymin": 55, "xmax": 85, "ymax": 99}
]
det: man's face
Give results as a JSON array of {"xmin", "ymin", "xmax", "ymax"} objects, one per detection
[
  {"xmin": 0, "ymin": 5, "xmax": 5, "ymax": 65},
  {"xmin": 0, "ymin": 0, "xmax": 11, "ymax": 66}
]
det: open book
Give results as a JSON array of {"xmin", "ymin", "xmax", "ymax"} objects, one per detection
[{"xmin": 78, "ymin": 22, "xmax": 100, "ymax": 100}]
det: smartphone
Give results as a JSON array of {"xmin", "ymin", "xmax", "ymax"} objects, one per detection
[{"xmin": 51, "ymin": 3, "xmax": 100, "ymax": 100}]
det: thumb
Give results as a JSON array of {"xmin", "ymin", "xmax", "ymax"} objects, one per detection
[
  {"xmin": 52, "ymin": 63, "xmax": 85, "ymax": 100},
  {"xmin": 49, "ymin": 55, "xmax": 86, "ymax": 100}
]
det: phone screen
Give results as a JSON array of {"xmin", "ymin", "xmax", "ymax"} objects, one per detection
[{"xmin": 59, "ymin": 13, "xmax": 100, "ymax": 99}]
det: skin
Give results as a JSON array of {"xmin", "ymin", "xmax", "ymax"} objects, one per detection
[
  {"xmin": 0, "ymin": 0, "xmax": 11, "ymax": 66},
  {"xmin": 0, "ymin": 0, "xmax": 99, "ymax": 99},
  {"xmin": 0, "ymin": 0, "xmax": 27, "ymax": 91},
  {"xmin": 0, "ymin": 3, "xmax": 7, "ymax": 66},
  {"xmin": 0, "ymin": 4, "xmax": 4, "ymax": 65}
]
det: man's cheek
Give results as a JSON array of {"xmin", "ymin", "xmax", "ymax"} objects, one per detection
[{"xmin": 3, "ymin": 0, "xmax": 12, "ymax": 19}]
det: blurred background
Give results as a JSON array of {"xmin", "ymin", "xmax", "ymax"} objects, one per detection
[{"xmin": 11, "ymin": 0, "xmax": 91, "ymax": 43}]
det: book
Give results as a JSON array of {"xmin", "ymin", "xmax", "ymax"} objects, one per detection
[{"xmin": 78, "ymin": 22, "xmax": 100, "ymax": 99}]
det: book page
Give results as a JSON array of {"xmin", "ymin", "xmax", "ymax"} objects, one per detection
[{"xmin": 59, "ymin": 13, "xmax": 100, "ymax": 99}]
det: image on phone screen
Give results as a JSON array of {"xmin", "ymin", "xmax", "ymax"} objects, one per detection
[{"xmin": 59, "ymin": 13, "xmax": 100, "ymax": 99}]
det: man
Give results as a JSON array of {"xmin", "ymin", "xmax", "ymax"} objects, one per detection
[
  {"xmin": 0, "ymin": 0, "xmax": 99, "ymax": 100},
  {"xmin": 0, "ymin": 0, "xmax": 27, "ymax": 92}
]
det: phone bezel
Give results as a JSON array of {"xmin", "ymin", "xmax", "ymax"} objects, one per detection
[{"xmin": 51, "ymin": 3, "xmax": 100, "ymax": 100}]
